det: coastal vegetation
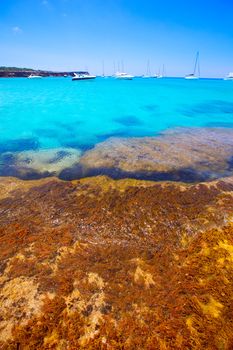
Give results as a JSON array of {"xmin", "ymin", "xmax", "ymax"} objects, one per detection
[
  {"xmin": 0, "ymin": 66, "xmax": 34, "ymax": 71},
  {"xmin": 0, "ymin": 67, "xmax": 72, "ymax": 77}
]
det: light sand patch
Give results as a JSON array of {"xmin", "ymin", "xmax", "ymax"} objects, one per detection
[
  {"xmin": 0, "ymin": 253, "xmax": 27, "ymax": 284},
  {"xmin": 80, "ymin": 273, "xmax": 106, "ymax": 346},
  {"xmin": 134, "ymin": 265, "xmax": 155, "ymax": 288},
  {"xmin": 15, "ymin": 147, "xmax": 81, "ymax": 175},
  {"xmin": 132, "ymin": 258, "xmax": 155, "ymax": 288},
  {"xmin": 198, "ymin": 296, "xmax": 223, "ymax": 318},
  {"xmin": 65, "ymin": 273, "xmax": 107, "ymax": 346},
  {"xmin": 0, "ymin": 277, "xmax": 43, "ymax": 340}
]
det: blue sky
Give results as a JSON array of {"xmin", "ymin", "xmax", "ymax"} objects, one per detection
[{"xmin": 0, "ymin": 0, "xmax": 233, "ymax": 77}]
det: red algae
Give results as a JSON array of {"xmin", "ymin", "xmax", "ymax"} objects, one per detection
[{"xmin": 0, "ymin": 175, "xmax": 233, "ymax": 349}]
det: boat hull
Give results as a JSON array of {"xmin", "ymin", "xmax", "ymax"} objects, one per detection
[
  {"xmin": 28, "ymin": 76, "xmax": 42, "ymax": 79},
  {"xmin": 72, "ymin": 76, "xmax": 96, "ymax": 81},
  {"xmin": 185, "ymin": 76, "xmax": 199, "ymax": 80},
  {"xmin": 115, "ymin": 77, "xmax": 133, "ymax": 80}
]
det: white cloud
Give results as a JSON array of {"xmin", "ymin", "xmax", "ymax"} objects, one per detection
[
  {"xmin": 12, "ymin": 26, "xmax": 22, "ymax": 34},
  {"xmin": 41, "ymin": 0, "xmax": 52, "ymax": 10},
  {"xmin": 42, "ymin": 0, "xmax": 49, "ymax": 5}
]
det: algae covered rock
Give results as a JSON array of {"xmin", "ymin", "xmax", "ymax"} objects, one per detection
[
  {"xmin": 63, "ymin": 127, "xmax": 233, "ymax": 181},
  {"xmin": 0, "ymin": 175, "xmax": 233, "ymax": 349}
]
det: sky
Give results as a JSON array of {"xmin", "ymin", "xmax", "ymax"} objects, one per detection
[{"xmin": 0, "ymin": 0, "xmax": 233, "ymax": 77}]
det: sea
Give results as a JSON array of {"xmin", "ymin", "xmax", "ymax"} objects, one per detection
[{"xmin": 0, "ymin": 76, "xmax": 233, "ymax": 180}]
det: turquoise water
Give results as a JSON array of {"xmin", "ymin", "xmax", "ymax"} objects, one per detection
[
  {"xmin": 0, "ymin": 77, "xmax": 233, "ymax": 181},
  {"xmin": 0, "ymin": 77, "xmax": 233, "ymax": 154}
]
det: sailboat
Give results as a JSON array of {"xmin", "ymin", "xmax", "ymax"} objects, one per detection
[
  {"xmin": 224, "ymin": 72, "xmax": 233, "ymax": 81},
  {"xmin": 185, "ymin": 52, "xmax": 200, "ymax": 80},
  {"xmin": 101, "ymin": 61, "xmax": 109, "ymax": 78},
  {"xmin": 114, "ymin": 72, "xmax": 134, "ymax": 80},
  {"xmin": 143, "ymin": 60, "xmax": 151, "ymax": 78},
  {"xmin": 114, "ymin": 60, "xmax": 134, "ymax": 80},
  {"xmin": 157, "ymin": 64, "xmax": 165, "ymax": 78}
]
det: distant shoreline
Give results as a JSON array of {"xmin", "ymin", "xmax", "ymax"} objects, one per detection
[
  {"xmin": 0, "ymin": 67, "xmax": 226, "ymax": 79},
  {"xmin": 0, "ymin": 70, "xmax": 73, "ymax": 78}
]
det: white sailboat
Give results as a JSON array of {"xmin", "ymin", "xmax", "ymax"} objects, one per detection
[
  {"xmin": 114, "ymin": 72, "xmax": 134, "ymax": 80},
  {"xmin": 143, "ymin": 60, "xmax": 151, "ymax": 78},
  {"xmin": 157, "ymin": 64, "xmax": 165, "ymax": 78},
  {"xmin": 224, "ymin": 72, "xmax": 233, "ymax": 81},
  {"xmin": 185, "ymin": 52, "xmax": 200, "ymax": 80},
  {"xmin": 101, "ymin": 61, "xmax": 108, "ymax": 78}
]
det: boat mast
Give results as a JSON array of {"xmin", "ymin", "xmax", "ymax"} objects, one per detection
[
  {"xmin": 193, "ymin": 51, "xmax": 200, "ymax": 76},
  {"xmin": 162, "ymin": 64, "xmax": 165, "ymax": 77},
  {"xmin": 146, "ymin": 60, "xmax": 151, "ymax": 76},
  {"xmin": 102, "ymin": 60, "xmax": 105, "ymax": 77},
  {"xmin": 121, "ymin": 60, "xmax": 124, "ymax": 72}
]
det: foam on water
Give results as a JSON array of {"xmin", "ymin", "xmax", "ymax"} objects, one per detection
[{"xmin": 0, "ymin": 77, "xmax": 233, "ymax": 180}]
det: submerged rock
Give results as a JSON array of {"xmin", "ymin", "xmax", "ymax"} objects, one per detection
[
  {"xmin": 0, "ymin": 148, "xmax": 81, "ymax": 179},
  {"xmin": 63, "ymin": 127, "xmax": 233, "ymax": 182},
  {"xmin": 0, "ymin": 175, "xmax": 233, "ymax": 349}
]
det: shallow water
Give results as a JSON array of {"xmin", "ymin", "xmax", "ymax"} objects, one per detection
[{"xmin": 0, "ymin": 77, "xmax": 233, "ymax": 180}]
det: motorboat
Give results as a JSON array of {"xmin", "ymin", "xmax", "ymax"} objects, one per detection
[
  {"xmin": 185, "ymin": 52, "xmax": 200, "ymax": 79},
  {"xmin": 224, "ymin": 72, "xmax": 233, "ymax": 80},
  {"xmin": 114, "ymin": 72, "xmax": 134, "ymax": 80},
  {"xmin": 72, "ymin": 72, "xmax": 96, "ymax": 81},
  {"xmin": 28, "ymin": 74, "xmax": 42, "ymax": 79}
]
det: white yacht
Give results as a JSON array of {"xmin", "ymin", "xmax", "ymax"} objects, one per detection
[
  {"xmin": 72, "ymin": 72, "xmax": 96, "ymax": 81},
  {"xmin": 28, "ymin": 74, "xmax": 42, "ymax": 79},
  {"xmin": 224, "ymin": 72, "xmax": 233, "ymax": 80},
  {"xmin": 143, "ymin": 60, "xmax": 151, "ymax": 78},
  {"xmin": 114, "ymin": 72, "xmax": 134, "ymax": 80},
  {"xmin": 185, "ymin": 52, "xmax": 200, "ymax": 79},
  {"xmin": 157, "ymin": 64, "xmax": 165, "ymax": 79}
]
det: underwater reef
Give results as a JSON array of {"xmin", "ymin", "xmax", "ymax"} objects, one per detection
[
  {"xmin": 1, "ymin": 127, "xmax": 233, "ymax": 182},
  {"xmin": 0, "ymin": 174, "xmax": 233, "ymax": 349},
  {"xmin": 70, "ymin": 127, "xmax": 233, "ymax": 182}
]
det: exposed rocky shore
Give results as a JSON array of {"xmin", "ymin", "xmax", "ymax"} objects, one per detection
[{"xmin": 0, "ymin": 175, "xmax": 233, "ymax": 349}]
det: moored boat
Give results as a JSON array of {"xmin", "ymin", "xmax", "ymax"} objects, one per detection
[
  {"xmin": 28, "ymin": 74, "xmax": 42, "ymax": 79},
  {"xmin": 185, "ymin": 52, "xmax": 200, "ymax": 79},
  {"xmin": 143, "ymin": 60, "xmax": 151, "ymax": 78},
  {"xmin": 224, "ymin": 72, "xmax": 233, "ymax": 80},
  {"xmin": 72, "ymin": 72, "xmax": 96, "ymax": 81},
  {"xmin": 114, "ymin": 72, "xmax": 134, "ymax": 80}
]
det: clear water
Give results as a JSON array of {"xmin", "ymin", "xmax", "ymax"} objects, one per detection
[{"xmin": 0, "ymin": 77, "xmax": 233, "ymax": 154}]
